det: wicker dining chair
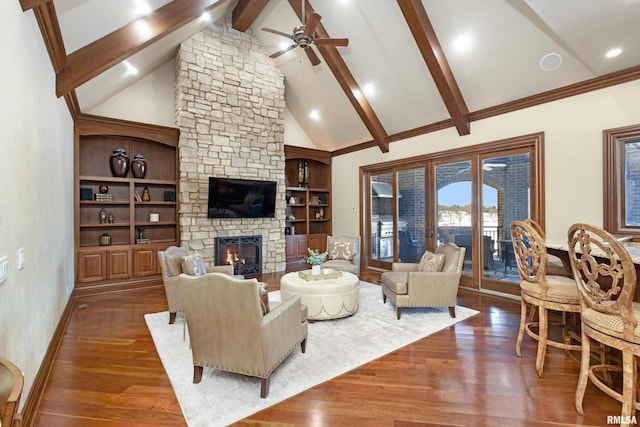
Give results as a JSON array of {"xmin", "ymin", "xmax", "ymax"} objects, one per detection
[
  {"xmin": 511, "ymin": 220, "xmax": 581, "ymax": 377},
  {"xmin": 567, "ymin": 223, "xmax": 640, "ymax": 426}
]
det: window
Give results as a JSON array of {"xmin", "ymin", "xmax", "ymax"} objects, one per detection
[{"xmin": 603, "ymin": 124, "xmax": 640, "ymax": 235}]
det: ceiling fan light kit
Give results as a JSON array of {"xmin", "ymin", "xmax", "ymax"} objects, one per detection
[{"xmin": 262, "ymin": 1, "xmax": 349, "ymax": 66}]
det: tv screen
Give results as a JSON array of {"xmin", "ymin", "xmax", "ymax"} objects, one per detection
[{"xmin": 207, "ymin": 177, "xmax": 277, "ymax": 218}]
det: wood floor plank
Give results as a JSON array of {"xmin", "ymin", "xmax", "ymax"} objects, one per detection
[{"xmin": 34, "ymin": 270, "xmax": 625, "ymax": 426}]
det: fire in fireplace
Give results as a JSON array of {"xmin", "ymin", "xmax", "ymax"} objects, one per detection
[{"xmin": 215, "ymin": 235, "xmax": 262, "ymax": 277}]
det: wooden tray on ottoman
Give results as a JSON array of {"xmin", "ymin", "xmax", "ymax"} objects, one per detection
[{"xmin": 298, "ymin": 269, "xmax": 342, "ymax": 281}]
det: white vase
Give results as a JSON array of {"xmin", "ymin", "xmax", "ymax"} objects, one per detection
[{"xmin": 311, "ymin": 265, "xmax": 321, "ymax": 275}]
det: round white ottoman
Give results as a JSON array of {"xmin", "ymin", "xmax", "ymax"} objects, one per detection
[{"xmin": 280, "ymin": 271, "xmax": 359, "ymax": 320}]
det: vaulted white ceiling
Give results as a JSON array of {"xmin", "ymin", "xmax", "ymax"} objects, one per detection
[{"xmin": 32, "ymin": 0, "xmax": 640, "ymax": 152}]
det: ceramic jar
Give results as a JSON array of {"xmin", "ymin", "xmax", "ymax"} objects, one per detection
[
  {"xmin": 99, "ymin": 233, "xmax": 111, "ymax": 246},
  {"xmin": 131, "ymin": 154, "xmax": 147, "ymax": 179},
  {"xmin": 109, "ymin": 148, "xmax": 129, "ymax": 177}
]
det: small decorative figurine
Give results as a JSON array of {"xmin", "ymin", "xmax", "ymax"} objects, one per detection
[
  {"xmin": 142, "ymin": 186, "xmax": 151, "ymax": 201},
  {"xmin": 99, "ymin": 208, "xmax": 107, "ymax": 224},
  {"xmin": 107, "ymin": 212, "xmax": 115, "ymax": 223}
]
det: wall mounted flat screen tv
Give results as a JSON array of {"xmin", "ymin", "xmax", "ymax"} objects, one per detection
[{"xmin": 207, "ymin": 177, "xmax": 277, "ymax": 218}]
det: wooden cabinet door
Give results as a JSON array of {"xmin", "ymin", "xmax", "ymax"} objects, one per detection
[
  {"xmin": 295, "ymin": 235, "xmax": 309, "ymax": 257},
  {"xmin": 133, "ymin": 247, "xmax": 156, "ymax": 276},
  {"xmin": 308, "ymin": 233, "xmax": 327, "ymax": 253},
  {"xmin": 77, "ymin": 251, "xmax": 106, "ymax": 283},
  {"xmin": 108, "ymin": 249, "xmax": 130, "ymax": 280}
]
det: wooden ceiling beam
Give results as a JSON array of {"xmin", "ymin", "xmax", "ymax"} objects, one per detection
[
  {"xmin": 397, "ymin": 0, "xmax": 470, "ymax": 136},
  {"xmin": 287, "ymin": 0, "xmax": 389, "ymax": 153},
  {"xmin": 19, "ymin": 0, "xmax": 49, "ymax": 11},
  {"xmin": 30, "ymin": 1, "xmax": 67, "ymax": 72},
  {"xmin": 55, "ymin": 0, "xmax": 224, "ymax": 98},
  {"xmin": 232, "ymin": 0, "xmax": 270, "ymax": 32}
]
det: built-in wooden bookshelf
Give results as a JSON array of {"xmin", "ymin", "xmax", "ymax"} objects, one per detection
[
  {"xmin": 74, "ymin": 115, "xmax": 179, "ymax": 289},
  {"xmin": 284, "ymin": 146, "xmax": 332, "ymax": 270}
]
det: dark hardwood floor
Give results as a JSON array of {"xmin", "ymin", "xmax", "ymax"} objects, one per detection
[{"xmin": 34, "ymin": 270, "xmax": 621, "ymax": 426}]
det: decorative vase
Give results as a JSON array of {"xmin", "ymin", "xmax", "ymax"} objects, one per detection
[
  {"xmin": 109, "ymin": 148, "xmax": 129, "ymax": 177},
  {"xmin": 303, "ymin": 162, "xmax": 310, "ymax": 187},
  {"xmin": 297, "ymin": 162, "xmax": 305, "ymax": 187},
  {"xmin": 311, "ymin": 265, "xmax": 322, "ymax": 275},
  {"xmin": 99, "ymin": 233, "xmax": 111, "ymax": 246},
  {"xmin": 131, "ymin": 154, "xmax": 147, "ymax": 179}
]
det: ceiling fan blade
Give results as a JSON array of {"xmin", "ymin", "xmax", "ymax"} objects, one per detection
[
  {"xmin": 315, "ymin": 38, "xmax": 349, "ymax": 47},
  {"xmin": 304, "ymin": 47, "xmax": 321, "ymax": 66},
  {"xmin": 269, "ymin": 44, "xmax": 297, "ymax": 59},
  {"xmin": 304, "ymin": 12, "xmax": 321, "ymax": 36},
  {"xmin": 262, "ymin": 27, "xmax": 295, "ymax": 40}
]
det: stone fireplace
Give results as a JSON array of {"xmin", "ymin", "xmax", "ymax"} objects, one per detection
[
  {"xmin": 175, "ymin": 16, "xmax": 286, "ymax": 274},
  {"xmin": 215, "ymin": 235, "xmax": 262, "ymax": 277}
]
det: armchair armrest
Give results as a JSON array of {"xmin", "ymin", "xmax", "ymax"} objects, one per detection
[
  {"xmin": 392, "ymin": 263, "xmax": 419, "ymax": 273},
  {"xmin": 406, "ymin": 271, "xmax": 461, "ymax": 305},
  {"xmin": 260, "ymin": 296, "xmax": 307, "ymax": 366}
]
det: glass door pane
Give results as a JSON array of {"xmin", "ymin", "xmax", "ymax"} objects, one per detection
[
  {"xmin": 435, "ymin": 160, "xmax": 473, "ymax": 276},
  {"xmin": 370, "ymin": 172, "xmax": 394, "ymax": 266},
  {"xmin": 481, "ymin": 153, "xmax": 532, "ymax": 293},
  {"xmin": 397, "ymin": 167, "xmax": 426, "ymax": 263}
]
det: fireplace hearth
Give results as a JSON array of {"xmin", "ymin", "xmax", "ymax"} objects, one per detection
[{"xmin": 215, "ymin": 235, "xmax": 262, "ymax": 277}]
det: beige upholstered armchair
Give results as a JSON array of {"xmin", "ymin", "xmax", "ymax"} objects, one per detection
[
  {"xmin": 179, "ymin": 273, "xmax": 308, "ymax": 398},
  {"xmin": 157, "ymin": 246, "xmax": 235, "ymax": 324},
  {"xmin": 321, "ymin": 235, "xmax": 361, "ymax": 277},
  {"xmin": 381, "ymin": 243, "xmax": 465, "ymax": 319}
]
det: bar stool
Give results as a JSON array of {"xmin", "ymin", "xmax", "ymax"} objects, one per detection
[
  {"xmin": 567, "ymin": 223, "xmax": 640, "ymax": 427},
  {"xmin": 511, "ymin": 220, "xmax": 581, "ymax": 377}
]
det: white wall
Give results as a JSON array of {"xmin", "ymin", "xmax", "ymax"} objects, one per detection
[
  {"xmin": 88, "ymin": 60, "xmax": 177, "ymax": 128},
  {"xmin": 0, "ymin": 2, "xmax": 75, "ymax": 406},
  {"xmin": 284, "ymin": 109, "xmax": 317, "ymax": 148},
  {"xmin": 332, "ymin": 80, "xmax": 640, "ymax": 244}
]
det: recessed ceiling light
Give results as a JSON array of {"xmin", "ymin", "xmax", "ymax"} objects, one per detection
[
  {"xmin": 123, "ymin": 60, "xmax": 139, "ymax": 76},
  {"xmin": 606, "ymin": 48, "xmax": 622, "ymax": 58},
  {"xmin": 201, "ymin": 12, "xmax": 211, "ymax": 22},
  {"xmin": 309, "ymin": 110, "xmax": 320, "ymax": 121},
  {"xmin": 279, "ymin": 41, "xmax": 291, "ymax": 51},
  {"xmin": 454, "ymin": 34, "xmax": 472, "ymax": 51},
  {"xmin": 134, "ymin": 0, "xmax": 152, "ymax": 15},
  {"xmin": 363, "ymin": 83, "xmax": 375, "ymax": 97},
  {"xmin": 540, "ymin": 53, "xmax": 562, "ymax": 71}
]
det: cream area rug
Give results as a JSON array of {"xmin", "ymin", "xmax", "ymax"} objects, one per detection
[{"xmin": 144, "ymin": 281, "xmax": 479, "ymax": 426}]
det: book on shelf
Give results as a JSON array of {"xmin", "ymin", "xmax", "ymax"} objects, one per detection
[
  {"xmin": 136, "ymin": 238, "xmax": 150, "ymax": 244},
  {"xmin": 94, "ymin": 193, "xmax": 113, "ymax": 201}
]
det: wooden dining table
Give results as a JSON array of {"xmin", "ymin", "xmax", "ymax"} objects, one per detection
[{"xmin": 545, "ymin": 240, "xmax": 640, "ymax": 302}]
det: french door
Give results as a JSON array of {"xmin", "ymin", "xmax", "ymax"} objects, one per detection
[
  {"xmin": 432, "ymin": 149, "xmax": 537, "ymax": 294},
  {"xmin": 362, "ymin": 134, "xmax": 542, "ymax": 295}
]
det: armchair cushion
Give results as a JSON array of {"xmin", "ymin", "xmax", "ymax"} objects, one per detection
[
  {"xmin": 381, "ymin": 272, "xmax": 408, "ymax": 294},
  {"xmin": 417, "ymin": 251, "xmax": 445, "ymax": 272},
  {"xmin": 181, "ymin": 254, "xmax": 207, "ymax": 276},
  {"xmin": 163, "ymin": 246, "xmax": 188, "ymax": 277}
]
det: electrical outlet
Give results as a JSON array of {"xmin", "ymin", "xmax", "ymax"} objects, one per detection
[
  {"xmin": 18, "ymin": 248, "xmax": 24, "ymax": 270},
  {"xmin": 0, "ymin": 256, "xmax": 8, "ymax": 284}
]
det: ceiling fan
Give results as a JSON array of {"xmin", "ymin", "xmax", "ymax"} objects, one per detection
[{"xmin": 261, "ymin": 1, "xmax": 349, "ymax": 66}]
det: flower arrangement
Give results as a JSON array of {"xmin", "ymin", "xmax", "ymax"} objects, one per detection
[{"xmin": 305, "ymin": 247, "xmax": 328, "ymax": 266}]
